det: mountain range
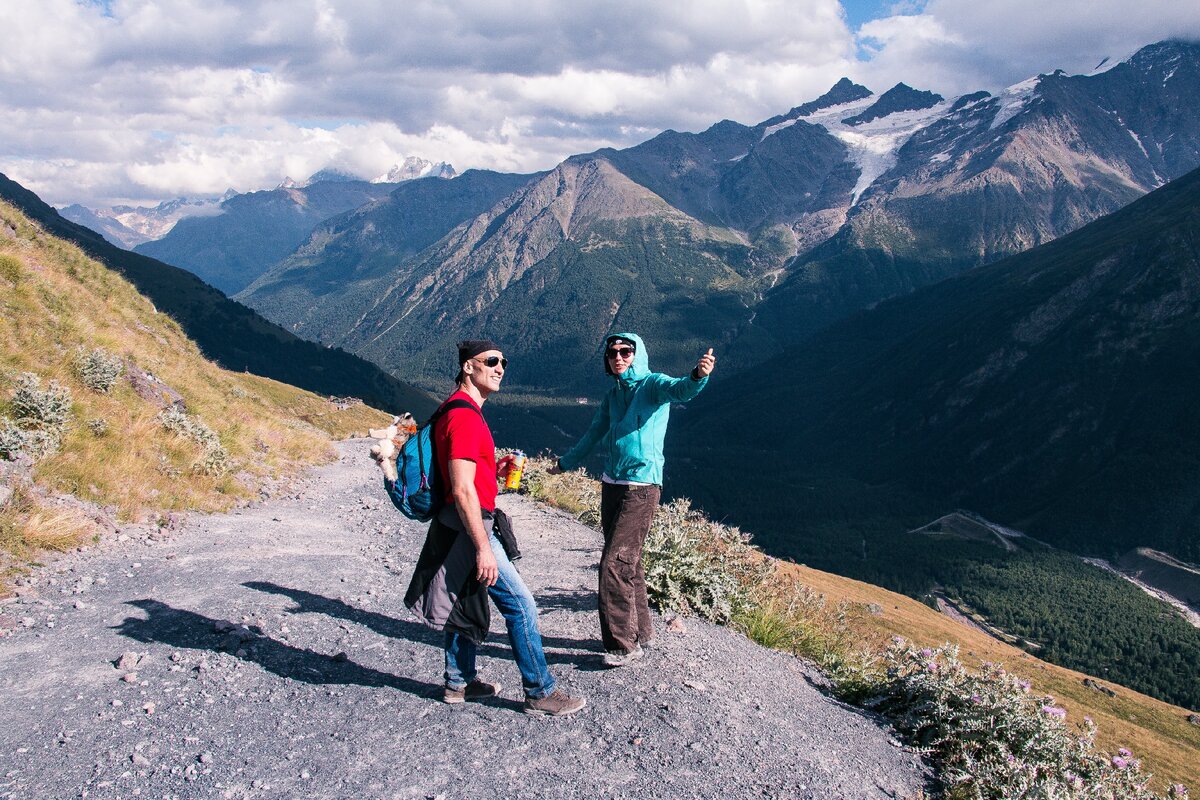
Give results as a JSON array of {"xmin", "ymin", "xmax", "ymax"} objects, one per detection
[{"xmin": 195, "ymin": 40, "xmax": 1200, "ymax": 393}]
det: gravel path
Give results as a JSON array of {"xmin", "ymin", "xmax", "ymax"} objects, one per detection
[{"xmin": 0, "ymin": 441, "xmax": 929, "ymax": 800}]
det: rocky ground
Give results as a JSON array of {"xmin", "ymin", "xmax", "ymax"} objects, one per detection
[{"xmin": 0, "ymin": 441, "xmax": 929, "ymax": 800}]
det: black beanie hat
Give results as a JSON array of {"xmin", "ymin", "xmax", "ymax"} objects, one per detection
[{"xmin": 457, "ymin": 339, "xmax": 501, "ymax": 365}]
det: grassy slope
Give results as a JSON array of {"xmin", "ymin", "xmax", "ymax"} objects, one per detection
[
  {"xmin": 784, "ymin": 561, "xmax": 1200, "ymax": 791},
  {"xmin": 0, "ymin": 199, "xmax": 390, "ymax": 583}
]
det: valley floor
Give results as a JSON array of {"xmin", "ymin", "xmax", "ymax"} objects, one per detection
[{"xmin": 0, "ymin": 441, "xmax": 927, "ymax": 800}]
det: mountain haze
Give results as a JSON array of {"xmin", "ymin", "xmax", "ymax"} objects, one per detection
[{"xmin": 134, "ymin": 179, "xmax": 404, "ymax": 295}]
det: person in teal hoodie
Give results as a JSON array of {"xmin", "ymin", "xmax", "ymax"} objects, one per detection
[{"xmin": 550, "ymin": 332, "xmax": 715, "ymax": 667}]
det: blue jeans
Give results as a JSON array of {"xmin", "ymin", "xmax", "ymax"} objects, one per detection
[{"xmin": 444, "ymin": 533, "xmax": 556, "ymax": 699}]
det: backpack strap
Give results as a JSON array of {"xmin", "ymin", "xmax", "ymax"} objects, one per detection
[{"xmin": 416, "ymin": 397, "xmax": 484, "ymax": 489}]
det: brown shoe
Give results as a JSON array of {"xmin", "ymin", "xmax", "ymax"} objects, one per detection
[
  {"xmin": 444, "ymin": 679, "xmax": 501, "ymax": 704},
  {"xmin": 523, "ymin": 688, "xmax": 586, "ymax": 717}
]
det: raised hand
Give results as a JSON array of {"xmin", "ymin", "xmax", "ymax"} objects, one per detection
[{"xmin": 696, "ymin": 347, "xmax": 716, "ymax": 378}]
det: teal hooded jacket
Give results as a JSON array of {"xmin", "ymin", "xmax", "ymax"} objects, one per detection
[{"xmin": 558, "ymin": 332, "xmax": 708, "ymax": 485}]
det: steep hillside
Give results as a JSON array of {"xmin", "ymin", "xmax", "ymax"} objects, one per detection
[
  {"xmin": 0, "ymin": 173, "xmax": 435, "ymax": 421},
  {"xmin": 680, "ymin": 165, "xmax": 1200, "ymax": 563},
  {"xmin": 237, "ymin": 169, "xmax": 537, "ymax": 339},
  {"xmin": 0, "ymin": 197, "xmax": 392, "ymax": 585}
]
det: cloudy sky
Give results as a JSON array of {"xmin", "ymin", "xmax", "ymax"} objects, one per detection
[{"xmin": 2, "ymin": 0, "xmax": 1198, "ymax": 208}]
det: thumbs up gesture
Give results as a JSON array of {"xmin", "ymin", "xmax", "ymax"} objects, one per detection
[{"xmin": 696, "ymin": 347, "xmax": 716, "ymax": 378}]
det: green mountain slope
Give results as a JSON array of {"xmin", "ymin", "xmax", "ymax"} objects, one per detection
[
  {"xmin": 669, "ymin": 167, "xmax": 1200, "ymax": 710},
  {"xmin": 677, "ymin": 165, "xmax": 1200, "ymax": 562}
]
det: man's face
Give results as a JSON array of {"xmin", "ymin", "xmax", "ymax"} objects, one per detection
[
  {"xmin": 465, "ymin": 349, "xmax": 505, "ymax": 395},
  {"xmin": 606, "ymin": 341, "xmax": 635, "ymax": 375}
]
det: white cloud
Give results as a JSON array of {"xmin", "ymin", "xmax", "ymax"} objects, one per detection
[
  {"xmin": 0, "ymin": 0, "xmax": 1196, "ymax": 207},
  {"xmin": 856, "ymin": 0, "xmax": 1200, "ymax": 96}
]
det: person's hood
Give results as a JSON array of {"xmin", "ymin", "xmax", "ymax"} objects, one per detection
[{"xmin": 603, "ymin": 331, "xmax": 649, "ymax": 384}]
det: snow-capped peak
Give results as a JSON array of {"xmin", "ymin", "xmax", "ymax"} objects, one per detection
[{"xmin": 372, "ymin": 157, "xmax": 457, "ymax": 183}]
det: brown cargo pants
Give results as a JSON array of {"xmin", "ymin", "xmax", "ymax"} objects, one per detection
[{"xmin": 598, "ymin": 482, "xmax": 661, "ymax": 654}]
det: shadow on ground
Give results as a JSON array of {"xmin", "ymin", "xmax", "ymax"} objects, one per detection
[
  {"xmin": 242, "ymin": 581, "xmax": 600, "ymax": 663},
  {"xmin": 114, "ymin": 598, "xmax": 440, "ymax": 698}
]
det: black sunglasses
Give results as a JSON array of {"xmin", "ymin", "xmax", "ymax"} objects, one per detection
[
  {"xmin": 606, "ymin": 346, "xmax": 635, "ymax": 359},
  {"xmin": 471, "ymin": 355, "xmax": 507, "ymax": 368}
]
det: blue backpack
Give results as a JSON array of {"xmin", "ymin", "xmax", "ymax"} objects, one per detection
[{"xmin": 384, "ymin": 398, "xmax": 479, "ymax": 522}]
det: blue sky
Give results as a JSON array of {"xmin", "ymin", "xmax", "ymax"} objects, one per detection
[{"xmin": 1, "ymin": 0, "xmax": 1197, "ymax": 207}]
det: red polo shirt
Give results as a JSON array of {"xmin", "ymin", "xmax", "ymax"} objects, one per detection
[{"xmin": 433, "ymin": 390, "xmax": 498, "ymax": 513}]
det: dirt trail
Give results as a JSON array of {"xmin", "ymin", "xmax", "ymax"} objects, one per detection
[{"xmin": 0, "ymin": 441, "xmax": 927, "ymax": 800}]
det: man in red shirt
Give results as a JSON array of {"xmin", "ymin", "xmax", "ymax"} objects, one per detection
[{"xmin": 411, "ymin": 339, "xmax": 585, "ymax": 716}]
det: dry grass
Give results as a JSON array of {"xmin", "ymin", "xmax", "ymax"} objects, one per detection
[
  {"xmin": 0, "ymin": 199, "xmax": 392, "ymax": 589},
  {"xmin": 779, "ymin": 562, "xmax": 1200, "ymax": 792}
]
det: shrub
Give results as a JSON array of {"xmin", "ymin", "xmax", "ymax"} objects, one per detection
[
  {"xmin": 868, "ymin": 641, "xmax": 1189, "ymax": 800},
  {"xmin": 0, "ymin": 417, "xmax": 25, "ymax": 460},
  {"xmin": 73, "ymin": 347, "xmax": 124, "ymax": 393},
  {"xmin": 643, "ymin": 498, "xmax": 762, "ymax": 623},
  {"xmin": 0, "ymin": 418, "xmax": 62, "ymax": 461},
  {"xmin": 0, "ymin": 253, "xmax": 23, "ymax": 283},
  {"xmin": 10, "ymin": 373, "xmax": 72, "ymax": 431},
  {"xmin": 158, "ymin": 408, "xmax": 230, "ymax": 475},
  {"xmin": 86, "ymin": 418, "xmax": 109, "ymax": 437}
]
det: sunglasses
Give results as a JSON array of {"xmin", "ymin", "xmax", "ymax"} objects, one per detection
[
  {"xmin": 471, "ymin": 355, "xmax": 507, "ymax": 368},
  {"xmin": 606, "ymin": 346, "xmax": 635, "ymax": 359}
]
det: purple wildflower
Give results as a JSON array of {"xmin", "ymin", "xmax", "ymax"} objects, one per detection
[
  {"xmin": 1112, "ymin": 756, "xmax": 1128, "ymax": 769},
  {"xmin": 1040, "ymin": 705, "xmax": 1066, "ymax": 719}
]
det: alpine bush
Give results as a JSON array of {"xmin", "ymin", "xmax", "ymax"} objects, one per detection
[
  {"xmin": 73, "ymin": 347, "xmax": 124, "ymax": 393},
  {"xmin": 158, "ymin": 408, "xmax": 230, "ymax": 475},
  {"xmin": 1, "ymin": 373, "xmax": 73, "ymax": 460},
  {"xmin": 643, "ymin": 498, "xmax": 761, "ymax": 623},
  {"xmin": 869, "ymin": 641, "xmax": 1190, "ymax": 800},
  {"xmin": 10, "ymin": 373, "xmax": 72, "ymax": 431}
]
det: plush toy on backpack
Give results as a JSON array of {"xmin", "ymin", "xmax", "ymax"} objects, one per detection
[
  {"xmin": 368, "ymin": 413, "xmax": 418, "ymax": 482},
  {"xmin": 370, "ymin": 400, "xmax": 481, "ymax": 521}
]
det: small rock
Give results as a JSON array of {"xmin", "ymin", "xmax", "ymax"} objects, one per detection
[
  {"xmin": 667, "ymin": 617, "xmax": 686, "ymax": 634},
  {"xmin": 170, "ymin": 652, "xmax": 184, "ymax": 663},
  {"xmin": 20, "ymin": 617, "xmax": 36, "ymax": 628},
  {"xmin": 117, "ymin": 534, "xmax": 130, "ymax": 543},
  {"xmin": 122, "ymin": 672, "xmax": 139, "ymax": 683},
  {"xmin": 1188, "ymin": 713, "xmax": 1200, "ymax": 727},
  {"xmin": 111, "ymin": 699, "xmax": 124, "ymax": 707},
  {"xmin": 73, "ymin": 600, "xmax": 87, "ymax": 610},
  {"xmin": 131, "ymin": 753, "xmax": 151, "ymax": 768},
  {"xmin": 198, "ymin": 752, "xmax": 213, "ymax": 764},
  {"xmin": 683, "ymin": 680, "xmax": 706, "ymax": 692},
  {"xmin": 142, "ymin": 702, "xmax": 156, "ymax": 715},
  {"xmin": 116, "ymin": 652, "xmax": 140, "ymax": 670}
]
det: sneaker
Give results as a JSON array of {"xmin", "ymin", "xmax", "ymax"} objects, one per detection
[
  {"xmin": 602, "ymin": 644, "xmax": 644, "ymax": 668},
  {"xmin": 523, "ymin": 688, "xmax": 586, "ymax": 717},
  {"xmin": 443, "ymin": 679, "xmax": 501, "ymax": 705}
]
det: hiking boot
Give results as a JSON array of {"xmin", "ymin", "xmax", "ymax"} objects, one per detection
[
  {"xmin": 443, "ymin": 679, "xmax": 501, "ymax": 705},
  {"xmin": 602, "ymin": 644, "xmax": 644, "ymax": 668},
  {"xmin": 523, "ymin": 688, "xmax": 586, "ymax": 717}
]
